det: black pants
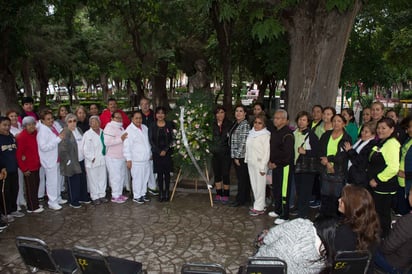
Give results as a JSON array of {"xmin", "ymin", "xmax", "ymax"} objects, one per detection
[
  {"xmin": 373, "ymin": 192, "xmax": 394, "ymax": 238},
  {"xmin": 272, "ymin": 165, "xmax": 292, "ymax": 219},
  {"xmin": 24, "ymin": 170, "xmax": 40, "ymax": 211},
  {"xmin": 0, "ymin": 172, "xmax": 18, "ymax": 215},
  {"xmin": 212, "ymin": 153, "xmax": 231, "ymax": 185},
  {"xmin": 295, "ymin": 173, "xmax": 316, "ymax": 218},
  {"xmin": 157, "ymin": 172, "xmax": 171, "ymax": 195},
  {"xmin": 233, "ymin": 158, "xmax": 251, "ymax": 205},
  {"xmin": 67, "ymin": 161, "xmax": 89, "ymax": 206}
]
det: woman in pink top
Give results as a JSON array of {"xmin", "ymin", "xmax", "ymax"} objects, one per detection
[{"xmin": 103, "ymin": 111, "xmax": 129, "ymax": 203}]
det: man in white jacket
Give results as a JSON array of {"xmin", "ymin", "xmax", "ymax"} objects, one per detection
[{"xmin": 124, "ymin": 111, "xmax": 152, "ymax": 204}]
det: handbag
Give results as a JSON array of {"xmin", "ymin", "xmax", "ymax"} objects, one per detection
[
  {"xmin": 320, "ymin": 171, "xmax": 345, "ymax": 197},
  {"xmin": 295, "ymin": 155, "xmax": 321, "ymax": 174},
  {"xmin": 294, "ymin": 133, "xmax": 321, "ymax": 174}
]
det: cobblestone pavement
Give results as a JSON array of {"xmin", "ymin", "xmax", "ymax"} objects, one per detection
[{"xmin": 0, "ymin": 191, "xmax": 275, "ymax": 273}]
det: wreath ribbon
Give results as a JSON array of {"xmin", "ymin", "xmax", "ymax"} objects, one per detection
[{"xmin": 179, "ymin": 106, "xmax": 212, "ymax": 188}]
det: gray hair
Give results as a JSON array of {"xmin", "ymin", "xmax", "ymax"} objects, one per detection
[
  {"xmin": 275, "ymin": 109, "xmax": 289, "ymax": 120},
  {"xmin": 89, "ymin": 115, "xmax": 101, "ymax": 125},
  {"xmin": 65, "ymin": 113, "xmax": 77, "ymax": 123},
  {"xmin": 22, "ymin": 116, "xmax": 36, "ymax": 127}
]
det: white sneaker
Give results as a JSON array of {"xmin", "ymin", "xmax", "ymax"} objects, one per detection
[
  {"xmin": 268, "ymin": 211, "xmax": 279, "ymax": 218},
  {"xmin": 27, "ymin": 207, "xmax": 44, "ymax": 214},
  {"xmin": 49, "ymin": 204, "xmax": 62, "ymax": 211},
  {"xmin": 274, "ymin": 218, "xmax": 286, "ymax": 225},
  {"xmin": 10, "ymin": 211, "xmax": 25, "ymax": 218},
  {"xmin": 2, "ymin": 215, "xmax": 14, "ymax": 223},
  {"xmin": 58, "ymin": 199, "xmax": 67, "ymax": 205}
]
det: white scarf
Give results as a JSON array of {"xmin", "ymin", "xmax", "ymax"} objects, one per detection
[{"xmin": 248, "ymin": 127, "xmax": 271, "ymax": 138}]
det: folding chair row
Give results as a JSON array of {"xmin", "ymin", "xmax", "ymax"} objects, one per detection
[
  {"xmin": 16, "ymin": 236, "xmax": 143, "ymax": 274},
  {"xmin": 238, "ymin": 257, "xmax": 287, "ymax": 274}
]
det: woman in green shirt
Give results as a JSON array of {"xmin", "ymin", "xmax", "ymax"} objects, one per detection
[{"xmin": 318, "ymin": 114, "xmax": 352, "ymax": 217}]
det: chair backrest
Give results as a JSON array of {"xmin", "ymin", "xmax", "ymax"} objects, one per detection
[
  {"xmin": 72, "ymin": 245, "xmax": 112, "ymax": 274},
  {"xmin": 245, "ymin": 257, "xmax": 287, "ymax": 274},
  {"xmin": 332, "ymin": 250, "xmax": 371, "ymax": 274},
  {"xmin": 181, "ymin": 262, "xmax": 226, "ymax": 274},
  {"xmin": 15, "ymin": 236, "xmax": 62, "ymax": 273}
]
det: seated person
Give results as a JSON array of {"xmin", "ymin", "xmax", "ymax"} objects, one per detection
[
  {"xmin": 374, "ymin": 188, "xmax": 412, "ymax": 273},
  {"xmin": 253, "ymin": 185, "xmax": 380, "ymax": 274}
]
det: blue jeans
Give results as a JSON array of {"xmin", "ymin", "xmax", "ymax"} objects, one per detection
[{"xmin": 374, "ymin": 251, "xmax": 404, "ymax": 274}]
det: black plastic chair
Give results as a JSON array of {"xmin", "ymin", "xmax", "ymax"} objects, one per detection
[
  {"xmin": 181, "ymin": 262, "xmax": 226, "ymax": 274},
  {"xmin": 72, "ymin": 245, "xmax": 143, "ymax": 274},
  {"xmin": 15, "ymin": 236, "xmax": 77, "ymax": 274},
  {"xmin": 332, "ymin": 250, "xmax": 371, "ymax": 274},
  {"xmin": 241, "ymin": 257, "xmax": 287, "ymax": 274}
]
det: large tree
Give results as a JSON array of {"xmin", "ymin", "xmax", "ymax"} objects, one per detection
[{"xmin": 278, "ymin": 0, "xmax": 362, "ymax": 120}]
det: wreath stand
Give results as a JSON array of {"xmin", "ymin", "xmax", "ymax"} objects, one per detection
[{"xmin": 170, "ymin": 166, "xmax": 214, "ymax": 207}]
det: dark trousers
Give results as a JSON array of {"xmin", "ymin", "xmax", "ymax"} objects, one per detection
[
  {"xmin": 312, "ymin": 174, "xmax": 321, "ymax": 201},
  {"xmin": 24, "ymin": 170, "xmax": 40, "ymax": 211},
  {"xmin": 393, "ymin": 185, "xmax": 410, "ymax": 215},
  {"xmin": 272, "ymin": 165, "xmax": 292, "ymax": 219},
  {"xmin": 234, "ymin": 158, "xmax": 251, "ymax": 205},
  {"xmin": 295, "ymin": 173, "xmax": 316, "ymax": 218},
  {"xmin": 374, "ymin": 250, "xmax": 404, "ymax": 274},
  {"xmin": 212, "ymin": 153, "xmax": 231, "ymax": 185},
  {"xmin": 0, "ymin": 172, "xmax": 18, "ymax": 215},
  {"xmin": 67, "ymin": 161, "xmax": 89, "ymax": 206},
  {"xmin": 157, "ymin": 172, "xmax": 171, "ymax": 196},
  {"xmin": 373, "ymin": 192, "xmax": 394, "ymax": 238}
]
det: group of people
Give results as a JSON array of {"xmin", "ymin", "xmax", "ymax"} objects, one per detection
[
  {"xmin": 211, "ymin": 101, "xmax": 412, "ymax": 273},
  {"xmin": 0, "ymin": 96, "xmax": 175, "ymax": 232}
]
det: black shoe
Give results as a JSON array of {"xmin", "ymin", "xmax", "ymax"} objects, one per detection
[
  {"xmin": 290, "ymin": 208, "xmax": 299, "ymax": 216},
  {"xmin": 0, "ymin": 220, "xmax": 7, "ymax": 230},
  {"xmin": 229, "ymin": 202, "xmax": 241, "ymax": 207}
]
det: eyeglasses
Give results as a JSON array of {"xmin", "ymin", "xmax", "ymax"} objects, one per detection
[
  {"xmin": 68, "ymin": 120, "xmax": 77, "ymax": 123},
  {"xmin": 114, "ymin": 116, "xmax": 122, "ymax": 120}
]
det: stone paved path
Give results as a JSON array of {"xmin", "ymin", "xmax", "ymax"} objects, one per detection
[{"xmin": 0, "ymin": 192, "xmax": 275, "ymax": 273}]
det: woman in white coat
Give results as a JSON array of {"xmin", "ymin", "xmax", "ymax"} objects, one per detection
[
  {"xmin": 37, "ymin": 109, "xmax": 67, "ymax": 210},
  {"xmin": 245, "ymin": 113, "xmax": 271, "ymax": 216},
  {"xmin": 83, "ymin": 116, "xmax": 107, "ymax": 205},
  {"xmin": 123, "ymin": 111, "xmax": 152, "ymax": 204}
]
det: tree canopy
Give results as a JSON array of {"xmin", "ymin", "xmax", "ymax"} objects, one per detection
[{"xmin": 0, "ymin": 0, "xmax": 411, "ymax": 116}]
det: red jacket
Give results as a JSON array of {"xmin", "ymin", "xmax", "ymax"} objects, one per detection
[
  {"xmin": 100, "ymin": 109, "xmax": 130, "ymax": 129},
  {"xmin": 16, "ymin": 129, "xmax": 41, "ymax": 172}
]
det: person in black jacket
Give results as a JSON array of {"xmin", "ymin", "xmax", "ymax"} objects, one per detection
[
  {"xmin": 293, "ymin": 111, "xmax": 320, "ymax": 219},
  {"xmin": 149, "ymin": 107, "xmax": 174, "ymax": 202},
  {"xmin": 268, "ymin": 109, "xmax": 294, "ymax": 225},
  {"xmin": 367, "ymin": 118, "xmax": 400, "ymax": 237},
  {"xmin": 211, "ymin": 106, "xmax": 232, "ymax": 204},
  {"xmin": 319, "ymin": 114, "xmax": 352, "ymax": 217},
  {"xmin": 343, "ymin": 121, "xmax": 377, "ymax": 187}
]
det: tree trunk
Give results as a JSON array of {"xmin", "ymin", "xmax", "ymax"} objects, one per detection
[
  {"xmin": 0, "ymin": 67, "xmax": 18, "ymax": 115},
  {"xmin": 21, "ymin": 57, "xmax": 33, "ymax": 97},
  {"xmin": 131, "ymin": 75, "xmax": 145, "ymax": 102},
  {"xmin": 283, "ymin": 0, "xmax": 362, "ymax": 122},
  {"xmin": 152, "ymin": 60, "xmax": 170, "ymax": 110},
  {"xmin": 0, "ymin": 29, "xmax": 19, "ymax": 114},
  {"xmin": 100, "ymin": 73, "xmax": 109, "ymax": 102},
  {"xmin": 211, "ymin": 1, "xmax": 233, "ymax": 116},
  {"xmin": 33, "ymin": 59, "xmax": 48, "ymax": 110}
]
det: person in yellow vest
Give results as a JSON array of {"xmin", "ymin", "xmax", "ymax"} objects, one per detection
[
  {"xmin": 397, "ymin": 117, "xmax": 412, "ymax": 215},
  {"xmin": 367, "ymin": 117, "xmax": 400, "ymax": 237}
]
